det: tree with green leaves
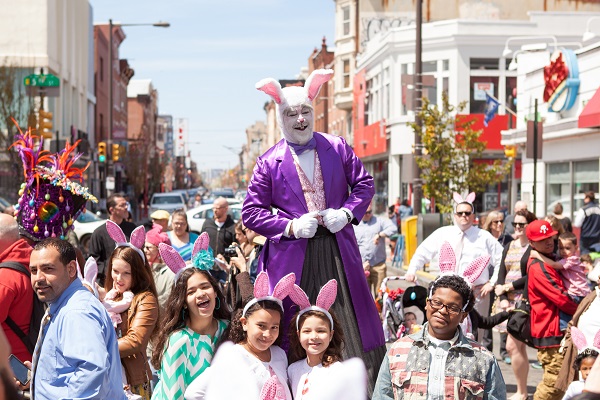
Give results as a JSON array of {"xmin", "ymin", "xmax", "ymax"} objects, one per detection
[{"xmin": 409, "ymin": 92, "xmax": 512, "ymax": 214}]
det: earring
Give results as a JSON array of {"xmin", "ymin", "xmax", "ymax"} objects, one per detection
[{"xmin": 215, "ymin": 297, "xmax": 221, "ymax": 310}]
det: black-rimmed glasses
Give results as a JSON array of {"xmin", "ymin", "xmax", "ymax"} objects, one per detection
[
  {"xmin": 512, "ymin": 222, "xmax": 527, "ymax": 228},
  {"xmin": 455, "ymin": 211, "xmax": 472, "ymax": 217},
  {"xmin": 427, "ymin": 298, "xmax": 464, "ymax": 315}
]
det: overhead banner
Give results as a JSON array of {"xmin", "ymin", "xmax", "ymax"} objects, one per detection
[{"xmin": 175, "ymin": 118, "xmax": 188, "ymax": 157}]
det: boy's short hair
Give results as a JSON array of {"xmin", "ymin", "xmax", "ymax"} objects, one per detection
[
  {"xmin": 559, "ymin": 231, "xmax": 578, "ymax": 246},
  {"xmin": 427, "ymin": 275, "xmax": 475, "ymax": 313}
]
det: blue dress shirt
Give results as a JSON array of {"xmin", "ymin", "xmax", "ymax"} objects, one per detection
[{"xmin": 32, "ymin": 278, "xmax": 126, "ymax": 400}]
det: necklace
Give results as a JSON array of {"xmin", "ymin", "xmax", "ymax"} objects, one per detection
[{"xmin": 243, "ymin": 342, "xmax": 270, "ymax": 362}]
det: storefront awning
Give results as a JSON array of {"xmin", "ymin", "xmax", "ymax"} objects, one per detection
[{"xmin": 579, "ymin": 87, "xmax": 600, "ymax": 129}]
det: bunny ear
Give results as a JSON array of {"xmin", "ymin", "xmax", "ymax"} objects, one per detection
[
  {"xmin": 84, "ymin": 257, "xmax": 98, "ymax": 284},
  {"xmin": 438, "ymin": 242, "xmax": 457, "ymax": 273},
  {"xmin": 272, "ymin": 273, "xmax": 296, "ymax": 300},
  {"xmin": 193, "ymin": 232, "xmax": 210, "ymax": 257},
  {"xmin": 256, "ymin": 78, "xmax": 284, "ymax": 105},
  {"xmin": 316, "ymin": 279, "xmax": 338, "ymax": 311},
  {"xmin": 158, "ymin": 243, "xmax": 187, "ymax": 274},
  {"xmin": 594, "ymin": 330, "xmax": 600, "ymax": 350},
  {"xmin": 254, "ymin": 271, "xmax": 271, "ymax": 298},
  {"xmin": 571, "ymin": 326, "xmax": 588, "ymax": 351},
  {"xmin": 259, "ymin": 376, "xmax": 280, "ymax": 400},
  {"xmin": 288, "ymin": 284, "xmax": 311, "ymax": 309},
  {"xmin": 305, "ymin": 69, "xmax": 334, "ymax": 101},
  {"xmin": 129, "ymin": 225, "xmax": 146, "ymax": 250},
  {"xmin": 465, "ymin": 192, "xmax": 476, "ymax": 204},
  {"xmin": 453, "ymin": 192, "xmax": 464, "ymax": 204},
  {"xmin": 463, "ymin": 255, "xmax": 490, "ymax": 284},
  {"xmin": 106, "ymin": 220, "xmax": 127, "ymax": 243}
]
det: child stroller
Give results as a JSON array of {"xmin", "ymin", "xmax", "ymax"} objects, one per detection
[{"xmin": 377, "ymin": 276, "xmax": 428, "ymax": 342}]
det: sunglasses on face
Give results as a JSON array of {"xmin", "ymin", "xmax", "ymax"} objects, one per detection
[
  {"xmin": 455, "ymin": 211, "xmax": 472, "ymax": 217},
  {"xmin": 492, "ymin": 220, "xmax": 504, "ymax": 224},
  {"xmin": 512, "ymin": 222, "xmax": 527, "ymax": 228}
]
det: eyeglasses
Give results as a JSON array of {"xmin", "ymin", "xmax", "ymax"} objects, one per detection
[
  {"xmin": 455, "ymin": 211, "xmax": 472, "ymax": 217},
  {"xmin": 492, "ymin": 220, "xmax": 504, "ymax": 224},
  {"xmin": 512, "ymin": 222, "xmax": 527, "ymax": 228},
  {"xmin": 427, "ymin": 298, "xmax": 464, "ymax": 315}
]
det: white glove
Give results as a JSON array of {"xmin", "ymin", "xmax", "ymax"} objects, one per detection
[
  {"xmin": 292, "ymin": 212, "xmax": 319, "ymax": 239},
  {"xmin": 320, "ymin": 208, "xmax": 350, "ymax": 234}
]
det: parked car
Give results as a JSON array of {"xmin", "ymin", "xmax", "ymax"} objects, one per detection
[
  {"xmin": 187, "ymin": 203, "xmax": 242, "ymax": 234},
  {"xmin": 149, "ymin": 192, "xmax": 187, "ymax": 215},
  {"xmin": 547, "ymin": 192, "xmax": 599, "ymax": 218},
  {"xmin": 73, "ymin": 211, "xmax": 106, "ymax": 257}
]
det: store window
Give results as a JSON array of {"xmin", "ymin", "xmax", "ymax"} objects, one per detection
[
  {"xmin": 470, "ymin": 58, "xmax": 499, "ymax": 70},
  {"xmin": 575, "ymin": 160, "xmax": 600, "ymax": 196},
  {"xmin": 546, "ymin": 160, "xmax": 599, "ymax": 217}
]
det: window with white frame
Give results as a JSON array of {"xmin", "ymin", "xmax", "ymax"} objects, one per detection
[
  {"xmin": 342, "ymin": 6, "xmax": 351, "ymax": 36},
  {"xmin": 342, "ymin": 59, "xmax": 350, "ymax": 88}
]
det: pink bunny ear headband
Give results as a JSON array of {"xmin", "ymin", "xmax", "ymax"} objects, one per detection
[
  {"xmin": 106, "ymin": 220, "xmax": 146, "ymax": 262},
  {"xmin": 289, "ymin": 279, "xmax": 337, "ymax": 330},
  {"xmin": 453, "ymin": 192, "xmax": 476, "ymax": 212},
  {"xmin": 429, "ymin": 241, "xmax": 490, "ymax": 311},
  {"xmin": 571, "ymin": 327, "xmax": 600, "ymax": 354},
  {"xmin": 242, "ymin": 272, "xmax": 296, "ymax": 318},
  {"xmin": 159, "ymin": 232, "xmax": 212, "ymax": 275}
]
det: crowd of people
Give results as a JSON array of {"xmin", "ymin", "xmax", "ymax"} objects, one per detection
[{"xmin": 3, "ymin": 68, "xmax": 600, "ymax": 400}]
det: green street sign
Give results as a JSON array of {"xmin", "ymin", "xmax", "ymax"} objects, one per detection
[{"xmin": 24, "ymin": 74, "xmax": 60, "ymax": 87}]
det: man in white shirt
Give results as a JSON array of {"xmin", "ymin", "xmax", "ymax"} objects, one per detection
[{"xmin": 405, "ymin": 193, "xmax": 503, "ymax": 345}]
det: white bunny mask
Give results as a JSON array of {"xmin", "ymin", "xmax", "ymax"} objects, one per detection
[
  {"xmin": 256, "ymin": 69, "xmax": 333, "ymax": 145},
  {"xmin": 289, "ymin": 279, "xmax": 337, "ymax": 330}
]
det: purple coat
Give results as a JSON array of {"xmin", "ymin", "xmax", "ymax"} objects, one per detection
[{"xmin": 242, "ymin": 132, "xmax": 385, "ymax": 351}]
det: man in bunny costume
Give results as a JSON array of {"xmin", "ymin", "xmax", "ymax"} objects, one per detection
[
  {"xmin": 406, "ymin": 192, "xmax": 504, "ymax": 349},
  {"xmin": 243, "ymin": 68, "xmax": 385, "ymax": 395}
]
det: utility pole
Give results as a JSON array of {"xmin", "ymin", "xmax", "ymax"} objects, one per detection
[{"xmin": 412, "ymin": 0, "xmax": 423, "ymax": 215}]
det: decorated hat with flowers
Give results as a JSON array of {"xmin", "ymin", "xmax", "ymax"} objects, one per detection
[{"xmin": 10, "ymin": 124, "xmax": 97, "ymax": 241}]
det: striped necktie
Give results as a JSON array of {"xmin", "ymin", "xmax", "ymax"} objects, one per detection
[{"xmin": 31, "ymin": 310, "xmax": 51, "ymax": 398}]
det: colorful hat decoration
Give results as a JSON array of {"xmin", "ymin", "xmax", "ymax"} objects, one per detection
[
  {"xmin": 453, "ymin": 192, "xmax": 476, "ymax": 212},
  {"xmin": 158, "ymin": 232, "xmax": 213, "ymax": 275},
  {"xmin": 289, "ymin": 279, "xmax": 337, "ymax": 330},
  {"xmin": 10, "ymin": 125, "xmax": 97, "ymax": 241},
  {"xmin": 106, "ymin": 220, "xmax": 146, "ymax": 262},
  {"xmin": 242, "ymin": 271, "xmax": 296, "ymax": 318},
  {"xmin": 430, "ymin": 241, "xmax": 490, "ymax": 311},
  {"xmin": 571, "ymin": 327, "xmax": 600, "ymax": 354}
]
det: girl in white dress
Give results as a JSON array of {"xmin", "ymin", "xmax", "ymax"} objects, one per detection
[{"xmin": 287, "ymin": 280, "xmax": 345, "ymax": 400}]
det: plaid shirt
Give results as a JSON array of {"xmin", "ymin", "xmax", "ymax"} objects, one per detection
[{"xmin": 372, "ymin": 324, "xmax": 506, "ymax": 400}]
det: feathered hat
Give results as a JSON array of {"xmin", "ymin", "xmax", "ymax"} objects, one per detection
[{"xmin": 10, "ymin": 124, "xmax": 97, "ymax": 241}]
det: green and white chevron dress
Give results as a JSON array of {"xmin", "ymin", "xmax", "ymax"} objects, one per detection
[{"xmin": 152, "ymin": 319, "xmax": 228, "ymax": 400}]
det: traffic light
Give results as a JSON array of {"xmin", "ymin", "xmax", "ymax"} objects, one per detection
[
  {"xmin": 112, "ymin": 144, "xmax": 120, "ymax": 162},
  {"xmin": 38, "ymin": 109, "xmax": 53, "ymax": 139},
  {"xmin": 504, "ymin": 145, "xmax": 517, "ymax": 158},
  {"xmin": 98, "ymin": 142, "xmax": 107, "ymax": 163}
]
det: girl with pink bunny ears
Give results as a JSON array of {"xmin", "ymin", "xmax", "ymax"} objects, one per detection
[
  {"xmin": 563, "ymin": 328, "xmax": 600, "ymax": 400},
  {"xmin": 225, "ymin": 271, "xmax": 296, "ymax": 400},
  {"xmin": 103, "ymin": 220, "xmax": 159, "ymax": 399},
  {"xmin": 151, "ymin": 232, "xmax": 231, "ymax": 400},
  {"xmin": 287, "ymin": 280, "xmax": 346, "ymax": 400}
]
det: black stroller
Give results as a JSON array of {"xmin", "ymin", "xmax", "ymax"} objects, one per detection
[{"xmin": 378, "ymin": 276, "xmax": 428, "ymax": 342}]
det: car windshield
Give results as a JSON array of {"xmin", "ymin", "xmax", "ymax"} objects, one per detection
[{"xmin": 152, "ymin": 195, "xmax": 183, "ymax": 205}]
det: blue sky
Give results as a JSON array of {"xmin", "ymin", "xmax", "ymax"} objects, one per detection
[{"xmin": 90, "ymin": 0, "xmax": 336, "ymax": 172}]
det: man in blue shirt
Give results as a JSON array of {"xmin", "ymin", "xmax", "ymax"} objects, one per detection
[
  {"xmin": 27, "ymin": 238, "xmax": 126, "ymax": 399},
  {"xmin": 353, "ymin": 203, "xmax": 398, "ymax": 297}
]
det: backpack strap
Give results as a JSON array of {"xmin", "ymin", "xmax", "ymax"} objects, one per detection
[{"xmin": 0, "ymin": 261, "xmax": 34, "ymax": 354}]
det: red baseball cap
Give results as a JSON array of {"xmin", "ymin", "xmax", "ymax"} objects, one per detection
[{"xmin": 526, "ymin": 220, "xmax": 558, "ymax": 242}]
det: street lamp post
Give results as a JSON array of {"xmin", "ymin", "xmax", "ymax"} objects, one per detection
[
  {"xmin": 106, "ymin": 19, "xmax": 169, "ymax": 195},
  {"xmin": 412, "ymin": 0, "xmax": 423, "ymax": 215}
]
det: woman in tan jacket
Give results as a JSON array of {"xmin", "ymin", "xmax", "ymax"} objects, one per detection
[{"xmin": 105, "ymin": 245, "xmax": 159, "ymax": 399}]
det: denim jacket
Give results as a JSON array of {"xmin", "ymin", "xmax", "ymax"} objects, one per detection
[{"xmin": 373, "ymin": 324, "xmax": 506, "ymax": 400}]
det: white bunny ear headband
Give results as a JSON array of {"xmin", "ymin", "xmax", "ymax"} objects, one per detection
[
  {"xmin": 289, "ymin": 279, "xmax": 338, "ymax": 330},
  {"xmin": 255, "ymin": 69, "xmax": 334, "ymax": 108},
  {"xmin": 77, "ymin": 256, "xmax": 99, "ymax": 298},
  {"xmin": 106, "ymin": 220, "xmax": 146, "ymax": 262},
  {"xmin": 453, "ymin": 192, "xmax": 476, "ymax": 212},
  {"xmin": 571, "ymin": 327, "xmax": 600, "ymax": 354},
  {"xmin": 429, "ymin": 241, "xmax": 490, "ymax": 311},
  {"xmin": 158, "ymin": 232, "xmax": 212, "ymax": 275},
  {"xmin": 242, "ymin": 271, "xmax": 296, "ymax": 318}
]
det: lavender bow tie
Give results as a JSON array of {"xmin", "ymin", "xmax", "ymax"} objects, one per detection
[{"xmin": 287, "ymin": 137, "xmax": 316, "ymax": 155}]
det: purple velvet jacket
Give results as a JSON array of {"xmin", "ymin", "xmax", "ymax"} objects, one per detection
[{"xmin": 242, "ymin": 132, "xmax": 385, "ymax": 351}]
